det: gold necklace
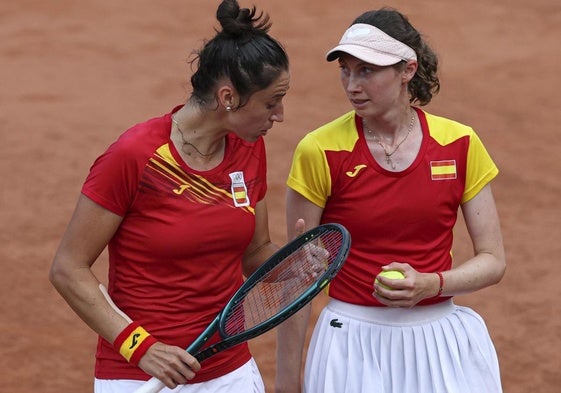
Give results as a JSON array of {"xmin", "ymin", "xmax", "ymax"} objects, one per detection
[
  {"xmin": 364, "ymin": 111, "xmax": 415, "ymax": 170},
  {"xmin": 172, "ymin": 116, "xmax": 221, "ymax": 158}
]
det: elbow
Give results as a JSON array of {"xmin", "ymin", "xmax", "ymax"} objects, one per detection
[
  {"xmin": 48, "ymin": 263, "xmax": 63, "ymax": 290},
  {"xmin": 497, "ymin": 259, "xmax": 507, "ymax": 283},
  {"xmin": 490, "ymin": 265, "xmax": 506, "ymax": 287},
  {"xmin": 49, "ymin": 258, "xmax": 70, "ymax": 292},
  {"xmin": 492, "ymin": 252, "xmax": 507, "ymax": 285}
]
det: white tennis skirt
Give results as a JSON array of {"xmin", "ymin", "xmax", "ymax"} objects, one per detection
[
  {"xmin": 94, "ymin": 358, "xmax": 264, "ymax": 393},
  {"xmin": 304, "ymin": 299, "xmax": 502, "ymax": 393}
]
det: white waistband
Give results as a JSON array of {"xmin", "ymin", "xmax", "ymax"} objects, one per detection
[{"xmin": 327, "ymin": 298, "xmax": 455, "ymax": 326}]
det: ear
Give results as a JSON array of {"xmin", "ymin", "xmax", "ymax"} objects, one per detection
[
  {"xmin": 403, "ymin": 60, "xmax": 418, "ymax": 83},
  {"xmin": 216, "ymin": 84, "xmax": 237, "ymax": 110}
]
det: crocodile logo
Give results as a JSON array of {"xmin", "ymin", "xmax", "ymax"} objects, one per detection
[{"xmin": 330, "ymin": 318, "xmax": 343, "ymax": 328}]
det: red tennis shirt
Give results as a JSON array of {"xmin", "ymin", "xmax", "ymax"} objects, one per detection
[
  {"xmin": 82, "ymin": 106, "xmax": 267, "ymax": 382},
  {"xmin": 287, "ymin": 108, "xmax": 498, "ymax": 306}
]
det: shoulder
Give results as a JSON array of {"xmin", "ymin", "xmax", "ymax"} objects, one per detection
[
  {"xmin": 423, "ymin": 110, "xmax": 477, "ymax": 146},
  {"xmin": 112, "ymin": 113, "xmax": 170, "ymax": 153},
  {"xmin": 298, "ymin": 111, "xmax": 359, "ymax": 153},
  {"xmin": 89, "ymin": 111, "xmax": 173, "ymax": 178}
]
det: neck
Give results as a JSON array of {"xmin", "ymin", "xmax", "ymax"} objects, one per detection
[
  {"xmin": 364, "ymin": 108, "xmax": 414, "ymax": 144},
  {"xmin": 171, "ymin": 113, "xmax": 224, "ymax": 159}
]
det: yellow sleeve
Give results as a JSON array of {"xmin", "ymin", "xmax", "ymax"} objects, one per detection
[
  {"xmin": 462, "ymin": 131, "xmax": 499, "ymax": 204},
  {"xmin": 287, "ymin": 132, "xmax": 332, "ymax": 208},
  {"xmin": 287, "ymin": 111, "xmax": 358, "ymax": 208},
  {"xmin": 424, "ymin": 112, "xmax": 499, "ymax": 204}
]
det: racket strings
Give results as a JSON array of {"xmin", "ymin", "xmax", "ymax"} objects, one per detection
[{"xmin": 223, "ymin": 230, "xmax": 343, "ymax": 335}]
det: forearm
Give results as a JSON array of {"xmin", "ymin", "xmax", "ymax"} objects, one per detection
[
  {"xmin": 275, "ymin": 303, "xmax": 311, "ymax": 393},
  {"xmin": 49, "ymin": 194, "xmax": 130, "ymax": 342},
  {"xmin": 49, "ymin": 258, "xmax": 129, "ymax": 343},
  {"xmin": 276, "ymin": 189, "xmax": 323, "ymax": 391},
  {"xmin": 243, "ymin": 240, "xmax": 279, "ymax": 277},
  {"xmin": 377, "ymin": 249, "xmax": 505, "ymax": 307},
  {"xmin": 441, "ymin": 251, "xmax": 506, "ymax": 297},
  {"xmin": 444, "ymin": 184, "xmax": 506, "ymax": 296},
  {"xmin": 243, "ymin": 199, "xmax": 280, "ymax": 276}
]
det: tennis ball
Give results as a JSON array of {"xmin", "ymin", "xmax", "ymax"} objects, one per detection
[{"xmin": 375, "ymin": 270, "xmax": 405, "ymax": 290}]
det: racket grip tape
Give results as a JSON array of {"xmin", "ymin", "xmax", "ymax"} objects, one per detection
[
  {"xmin": 113, "ymin": 322, "xmax": 158, "ymax": 365},
  {"xmin": 133, "ymin": 376, "xmax": 166, "ymax": 393}
]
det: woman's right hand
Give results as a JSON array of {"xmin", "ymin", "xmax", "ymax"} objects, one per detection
[{"xmin": 138, "ymin": 342, "xmax": 201, "ymax": 389}]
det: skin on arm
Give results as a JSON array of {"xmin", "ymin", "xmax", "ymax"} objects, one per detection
[
  {"xmin": 373, "ymin": 183, "xmax": 506, "ymax": 307},
  {"xmin": 275, "ymin": 189, "xmax": 324, "ymax": 393},
  {"xmin": 48, "ymin": 195, "xmax": 200, "ymax": 388},
  {"xmin": 242, "ymin": 198, "xmax": 280, "ymax": 277},
  {"xmin": 49, "ymin": 194, "xmax": 131, "ymax": 341}
]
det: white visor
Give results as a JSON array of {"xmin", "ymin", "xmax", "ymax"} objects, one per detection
[{"xmin": 326, "ymin": 23, "xmax": 417, "ymax": 66}]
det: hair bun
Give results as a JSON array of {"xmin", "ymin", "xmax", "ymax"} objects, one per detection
[{"xmin": 216, "ymin": 0, "xmax": 270, "ymax": 39}]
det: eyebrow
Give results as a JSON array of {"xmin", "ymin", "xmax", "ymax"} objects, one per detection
[
  {"xmin": 272, "ymin": 89, "xmax": 289, "ymax": 99},
  {"xmin": 339, "ymin": 58, "xmax": 381, "ymax": 68}
]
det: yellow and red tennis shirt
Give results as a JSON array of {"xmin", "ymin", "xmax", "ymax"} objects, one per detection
[
  {"xmin": 82, "ymin": 106, "xmax": 267, "ymax": 382},
  {"xmin": 287, "ymin": 108, "xmax": 498, "ymax": 306}
]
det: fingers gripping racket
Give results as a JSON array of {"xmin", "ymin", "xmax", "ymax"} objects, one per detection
[{"xmin": 105, "ymin": 223, "xmax": 350, "ymax": 393}]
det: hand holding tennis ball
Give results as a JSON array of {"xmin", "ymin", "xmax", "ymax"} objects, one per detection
[{"xmin": 375, "ymin": 270, "xmax": 405, "ymax": 290}]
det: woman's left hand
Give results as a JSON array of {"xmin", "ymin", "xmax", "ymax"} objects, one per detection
[{"xmin": 372, "ymin": 262, "xmax": 440, "ymax": 308}]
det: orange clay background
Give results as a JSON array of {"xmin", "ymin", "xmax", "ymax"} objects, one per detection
[{"xmin": 1, "ymin": 1, "xmax": 560, "ymax": 392}]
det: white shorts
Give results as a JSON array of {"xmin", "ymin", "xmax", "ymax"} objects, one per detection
[
  {"xmin": 304, "ymin": 299, "xmax": 502, "ymax": 393},
  {"xmin": 94, "ymin": 358, "xmax": 264, "ymax": 393}
]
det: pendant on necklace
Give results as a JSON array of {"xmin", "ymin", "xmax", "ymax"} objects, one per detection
[
  {"xmin": 364, "ymin": 110, "xmax": 416, "ymax": 171},
  {"xmin": 385, "ymin": 154, "xmax": 395, "ymax": 169}
]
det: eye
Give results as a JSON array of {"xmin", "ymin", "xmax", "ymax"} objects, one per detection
[
  {"xmin": 266, "ymin": 96, "xmax": 284, "ymax": 110},
  {"xmin": 359, "ymin": 66, "xmax": 374, "ymax": 76},
  {"xmin": 339, "ymin": 65, "xmax": 350, "ymax": 77}
]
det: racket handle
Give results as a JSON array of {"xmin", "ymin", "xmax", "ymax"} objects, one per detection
[{"xmin": 133, "ymin": 377, "xmax": 166, "ymax": 393}]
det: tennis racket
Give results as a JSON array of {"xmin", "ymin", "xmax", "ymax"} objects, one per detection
[{"xmin": 105, "ymin": 223, "xmax": 350, "ymax": 393}]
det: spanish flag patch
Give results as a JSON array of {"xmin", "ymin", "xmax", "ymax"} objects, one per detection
[{"xmin": 430, "ymin": 160, "xmax": 457, "ymax": 180}]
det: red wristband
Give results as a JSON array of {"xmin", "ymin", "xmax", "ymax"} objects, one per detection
[
  {"xmin": 435, "ymin": 272, "xmax": 444, "ymax": 297},
  {"xmin": 113, "ymin": 322, "xmax": 157, "ymax": 366},
  {"xmin": 129, "ymin": 334, "xmax": 157, "ymax": 366}
]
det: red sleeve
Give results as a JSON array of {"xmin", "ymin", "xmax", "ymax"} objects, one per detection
[{"xmin": 81, "ymin": 130, "xmax": 146, "ymax": 216}]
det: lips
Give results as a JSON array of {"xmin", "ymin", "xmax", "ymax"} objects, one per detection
[{"xmin": 350, "ymin": 98, "xmax": 369, "ymax": 108}]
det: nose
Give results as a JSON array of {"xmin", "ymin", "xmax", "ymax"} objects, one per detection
[
  {"xmin": 270, "ymin": 103, "xmax": 284, "ymax": 123},
  {"xmin": 344, "ymin": 73, "xmax": 362, "ymax": 93}
]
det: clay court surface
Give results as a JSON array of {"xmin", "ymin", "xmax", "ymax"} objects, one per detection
[{"xmin": 1, "ymin": 0, "xmax": 560, "ymax": 392}]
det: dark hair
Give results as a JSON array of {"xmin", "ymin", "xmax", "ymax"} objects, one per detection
[
  {"xmin": 189, "ymin": 0, "xmax": 289, "ymax": 109},
  {"xmin": 353, "ymin": 8, "xmax": 440, "ymax": 106}
]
